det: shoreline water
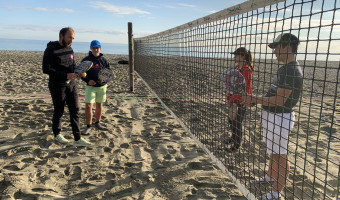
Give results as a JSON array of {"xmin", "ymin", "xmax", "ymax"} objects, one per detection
[{"xmin": 0, "ymin": 38, "xmax": 128, "ymax": 55}]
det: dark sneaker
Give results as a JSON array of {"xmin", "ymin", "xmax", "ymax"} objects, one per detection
[
  {"xmin": 94, "ymin": 122, "xmax": 104, "ymax": 130},
  {"xmin": 224, "ymin": 138, "xmax": 233, "ymax": 145},
  {"xmin": 82, "ymin": 126, "xmax": 92, "ymax": 135},
  {"xmin": 225, "ymin": 146, "xmax": 238, "ymax": 153}
]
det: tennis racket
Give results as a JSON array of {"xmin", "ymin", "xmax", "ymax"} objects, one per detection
[
  {"xmin": 97, "ymin": 68, "xmax": 113, "ymax": 83},
  {"xmin": 74, "ymin": 60, "xmax": 93, "ymax": 74},
  {"xmin": 221, "ymin": 68, "xmax": 246, "ymax": 95},
  {"xmin": 66, "ymin": 61, "xmax": 93, "ymax": 84}
]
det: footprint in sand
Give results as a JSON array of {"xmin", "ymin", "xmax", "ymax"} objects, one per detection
[
  {"xmin": 21, "ymin": 157, "xmax": 36, "ymax": 164},
  {"xmin": 0, "ymin": 178, "xmax": 14, "ymax": 193},
  {"xmin": 167, "ymin": 145, "xmax": 177, "ymax": 154},
  {"xmin": 64, "ymin": 166, "xmax": 83, "ymax": 181},
  {"xmin": 104, "ymin": 146, "xmax": 113, "ymax": 153},
  {"xmin": 3, "ymin": 164, "xmax": 22, "ymax": 171},
  {"xmin": 130, "ymin": 106, "xmax": 144, "ymax": 119},
  {"xmin": 13, "ymin": 190, "xmax": 38, "ymax": 199},
  {"xmin": 88, "ymin": 174, "xmax": 101, "ymax": 182},
  {"xmin": 120, "ymin": 143, "xmax": 130, "ymax": 148}
]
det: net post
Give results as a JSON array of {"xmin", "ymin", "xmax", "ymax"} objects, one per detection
[{"xmin": 128, "ymin": 22, "xmax": 134, "ymax": 92}]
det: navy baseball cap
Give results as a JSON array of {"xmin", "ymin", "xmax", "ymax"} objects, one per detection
[
  {"xmin": 268, "ymin": 33, "xmax": 299, "ymax": 49},
  {"xmin": 90, "ymin": 40, "xmax": 101, "ymax": 48}
]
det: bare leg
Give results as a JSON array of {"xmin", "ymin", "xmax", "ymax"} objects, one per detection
[
  {"xmin": 267, "ymin": 154, "xmax": 289, "ymax": 192},
  {"xmin": 229, "ymin": 103, "xmax": 238, "ymax": 120},
  {"xmin": 85, "ymin": 103, "xmax": 93, "ymax": 125},
  {"xmin": 95, "ymin": 102, "xmax": 103, "ymax": 123}
]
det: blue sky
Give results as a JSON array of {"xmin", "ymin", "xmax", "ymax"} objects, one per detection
[{"xmin": 0, "ymin": 0, "xmax": 247, "ymax": 44}]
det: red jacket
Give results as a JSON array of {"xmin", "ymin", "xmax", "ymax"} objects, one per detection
[{"xmin": 227, "ymin": 62, "xmax": 253, "ymax": 104}]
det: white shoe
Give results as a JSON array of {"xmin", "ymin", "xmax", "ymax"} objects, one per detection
[
  {"xmin": 73, "ymin": 137, "xmax": 91, "ymax": 146},
  {"xmin": 261, "ymin": 191, "xmax": 281, "ymax": 200},
  {"xmin": 54, "ymin": 134, "xmax": 69, "ymax": 144},
  {"xmin": 255, "ymin": 175, "xmax": 275, "ymax": 183}
]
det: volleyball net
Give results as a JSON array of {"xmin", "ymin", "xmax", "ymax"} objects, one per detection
[{"xmin": 134, "ymin": 0, "xmax": 340, "ymax": 199}]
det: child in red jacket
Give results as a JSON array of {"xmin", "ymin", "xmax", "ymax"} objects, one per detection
[{"xmin": 224, "ymin": 47, "xmax": 254, "ymax": 152}]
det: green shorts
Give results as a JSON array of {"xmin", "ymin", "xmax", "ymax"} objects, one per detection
[{"xmin": 84, "ymin": 85, "xmax": 107, "ymax": 103}]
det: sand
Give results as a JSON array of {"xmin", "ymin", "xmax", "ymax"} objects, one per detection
[
  {"xmin": 135, "ymin": 55, "xmax": 339, "ymax": 199},
  {"xmin": 0, "ymin": 51, "xmax": 246, "ymax": 199}
]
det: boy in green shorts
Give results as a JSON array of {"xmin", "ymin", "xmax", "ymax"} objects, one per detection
[{"xmin": 81, "ymin": 40, "xmax": 111, "ymax": 135}]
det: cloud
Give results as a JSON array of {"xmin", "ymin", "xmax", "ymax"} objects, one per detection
[
  {"xmin": 165, "ymin": 5, "xmax": 176, "ymax": 9},
  {"xmin": 3, "ymin": 24, "xmax": 126, "ymax": 35},
  {"xmin": 178, "ymin": 3, "xmax": 196, "ymax": 8},
  {"xmin": 165, "ymin": 3, "xmax": 196, "ymax": 9},
  {"xmin": 134, "ymin": 30, "xmax": 155, "ymax": 37},
  {"xmin": 2, "ymin": 6, "xmax": 75, "ymax": 13},
  {"xmin": 89, "ymin": 1, "xmax": 150, "ymax": 15},
  {"xmin": 77, "ymin": 27, "xmax": 126, "ymax": 35},
  {"xmin": 4, "ymin": 25, "xmax": 60, "ymax": 32},
  {"xmin": 208, "ymin": 10, "xmax": 218, "ymax": 14},
  {"xmin": 145, "ymin": 4, "xmax": 159, "ymax": 8}
]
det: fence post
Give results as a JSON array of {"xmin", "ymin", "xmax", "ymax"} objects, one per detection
[{"xmin": 128, "ymin": 22, "xmax": 134, "ymax": 92}]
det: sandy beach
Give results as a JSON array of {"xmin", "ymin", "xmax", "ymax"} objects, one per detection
[
  {"xmin": 135, "ymin": 55, "xmax": 339, "ymax": 199},
  {"xmin": 0, "ymin": 51, "xmax": 246, "ymax": 199}
]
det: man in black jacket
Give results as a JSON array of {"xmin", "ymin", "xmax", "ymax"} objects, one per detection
[{"xmin": 42, "ymin": 27, "xmax": 90, "ymax": 146}]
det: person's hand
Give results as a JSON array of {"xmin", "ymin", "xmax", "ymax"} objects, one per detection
[
  {"xmin": 88, "ymin": 80, "xmax": 96, "ymax": 86},
  {"xmin": 79, "ymin": 72, "xmax": 87, "ymax": 78},
  {"xmin": 67, "ymin": 73, "xmax": 78, "ymax": 80}
]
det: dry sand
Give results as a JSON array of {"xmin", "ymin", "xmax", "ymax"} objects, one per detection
[
  {"xmin": 0, "ymin": 51, "xmax": 246, "ymax": 199},
  {"xmin": 135, "ymin": 55, "xmax": 339, "ymax": 199}
]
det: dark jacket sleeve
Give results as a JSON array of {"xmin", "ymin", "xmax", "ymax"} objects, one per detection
[{"xmin": 42, "ymin": 46, "xmax": 67, "ymax": 80}]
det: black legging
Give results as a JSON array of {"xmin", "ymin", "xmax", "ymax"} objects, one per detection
[
  {"xmin": 228, "ymin": 105, "xmax": 246, "ymax": 150},
  {"xmin": 49, "ymin": 82, "xmax": 81, "ymax": 141}
]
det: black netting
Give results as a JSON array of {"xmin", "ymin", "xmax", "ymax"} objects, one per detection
[{"xmin": 134, "ymin": 0, "xmax": 340, "ymax": 199}]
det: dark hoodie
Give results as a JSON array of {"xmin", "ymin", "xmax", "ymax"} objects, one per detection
[
  {"xmin": 81, "ymin": 51, "xmax": 111, "ymax": 87},
  {"xmin": 42, "ymin": 41, "xmax": 76, "ymax": 86}
]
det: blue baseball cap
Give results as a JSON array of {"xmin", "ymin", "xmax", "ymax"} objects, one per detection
[{"xmin": 90, "ymin": 40, "xmax": 101, "ymax": 48}]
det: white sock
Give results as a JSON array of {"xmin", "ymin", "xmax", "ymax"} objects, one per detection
[
  {"xmin": 266, "ymin": 191, "xmax": 281, "ymax": 198},
  {"xmin": 265, "ymin": 174, "xmax": 274, "ymax": 181}
]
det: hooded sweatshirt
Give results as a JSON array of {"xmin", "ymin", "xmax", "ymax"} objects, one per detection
[
  {"xmin": 81, "ymin": 51, "xmax": 111, "ymax": 87},
  {"xmin": 42, "ymin": 41, "xmax": 76, "ymax": 86}
]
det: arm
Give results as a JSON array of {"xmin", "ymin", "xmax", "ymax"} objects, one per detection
[
  {"xmin": 243, "ymin": 88, "xmax": 292, "ymax": 107},
  {"xmin": 42, "ymin": 47, "xmax": 68, "ymax": 79}
]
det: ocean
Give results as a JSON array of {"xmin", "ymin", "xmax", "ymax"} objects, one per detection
[{"xmin": 0, "ymin": 38, "xmax": 128, "ymax": 55}]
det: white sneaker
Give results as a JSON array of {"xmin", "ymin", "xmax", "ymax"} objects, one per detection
[
  {"xmin": 54, "ymin": 134, "xmax": 69, "ymax": 144},
  {"xmin": 255, "ymin": 175, "xmax": 275, "ymax": 183},
  {"xmin": 73, "ymin": 137, "xmax": 91, "ymax": 146},
  {"xmin": 261, "ymin": 191, "xmax": 281, "ymax": 200}
]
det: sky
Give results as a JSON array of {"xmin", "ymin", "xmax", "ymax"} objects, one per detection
[{"xmin": 0, "ymin": 0, "xmax": 248, "ymax": 44}]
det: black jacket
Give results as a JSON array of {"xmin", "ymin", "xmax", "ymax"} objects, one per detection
[
  {"xmin": 42, "ymin": 41, "xmax": 76, "ymax": 86},
  {"xmin": 81, "ymin": 51, "xmax": 111, "ymax": 87}
]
